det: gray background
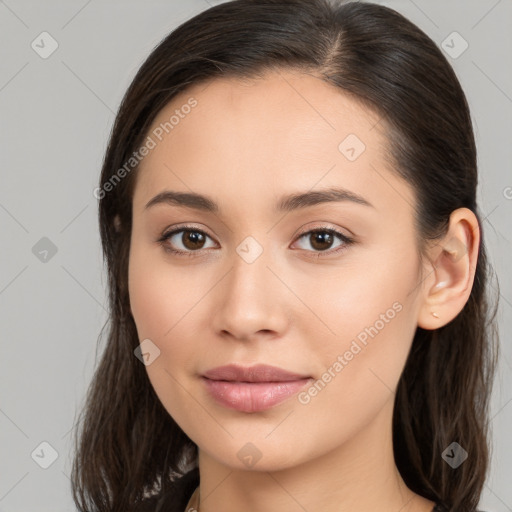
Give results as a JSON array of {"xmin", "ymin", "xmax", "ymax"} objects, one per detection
[{"xmin": 0, "ymin": 0, "xmax": 511, "ymax": 510}]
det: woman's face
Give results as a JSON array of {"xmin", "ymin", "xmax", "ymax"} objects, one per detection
[{"xmin": 128, "ymin": 69, "xmax": 427, "ymax": 471}]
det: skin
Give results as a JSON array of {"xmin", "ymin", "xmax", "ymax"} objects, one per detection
[{"xmin": 127, "ymin": 69, "xmax": 479, "ymax": 512}]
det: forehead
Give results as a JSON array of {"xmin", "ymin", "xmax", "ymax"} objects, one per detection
[{"xmin": 132, "ymin": 69, "xmax": 415, "ymax": 220}]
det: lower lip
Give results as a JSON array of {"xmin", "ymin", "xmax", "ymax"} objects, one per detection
[{"xmin": 201, "ymin": 377, "xmax": 312, "ymax": 413}]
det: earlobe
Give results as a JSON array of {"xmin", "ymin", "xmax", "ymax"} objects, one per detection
[{"xmin": 417, "ymin": 208, "xmax": 480, "ymax": 330}]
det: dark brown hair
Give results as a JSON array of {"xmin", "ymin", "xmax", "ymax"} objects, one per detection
[{"xmin": 70, "ymin": 1, "xmax": 500, "ymax": 511}]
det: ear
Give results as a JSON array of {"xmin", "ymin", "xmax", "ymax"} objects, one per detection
[{"xmin": 417, "ymin": 207, "xmax": 480, "ymax": 330}]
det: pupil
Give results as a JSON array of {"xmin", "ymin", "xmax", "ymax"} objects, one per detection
[
  {"xmin": 184, "ymin": 230, "xmax": 204, "ymax": 249},
  {"xmin": 311, "ymin": 231, "xmax": 332, "ymax": 251},
  {"xmin": 180, "ymin": 230, "xmax": 335, "ymax": 252}
]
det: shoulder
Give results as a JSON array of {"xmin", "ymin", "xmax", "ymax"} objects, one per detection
[{"xmin": 133, "ymin": 467, "xmax": 200, "ymax": 512}]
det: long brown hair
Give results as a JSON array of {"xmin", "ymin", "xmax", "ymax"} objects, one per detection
[{"xmin": 70, "ymin": 1, "xmax": 500, "ymax": 510}]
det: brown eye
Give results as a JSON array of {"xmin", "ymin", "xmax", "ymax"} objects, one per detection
[
  {"xmin": 292, "ymin": 228, "xmax": 355, "ymax": 257},
  {"xmin": 158, "ymin": 227, "xmax": 216, "ymax": 255},
  {"xmin": 308, "ymin": 231, "xmax": 335, "ymax": 251},
  {"xmin": 180, "ymin": 230, "xmax": 207, "ymax": 250},
  {"xmin": 158, "ymin": 225, "xmax": 354, "ymax": 258}
]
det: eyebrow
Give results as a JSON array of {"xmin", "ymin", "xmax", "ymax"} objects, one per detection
[{"xmin": 144, "ymin": 186, "xmax": 374, "ymax": 213}]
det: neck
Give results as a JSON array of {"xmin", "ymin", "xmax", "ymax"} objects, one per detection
[{"xmin": 194, "ymin": 399, "xmax": 435, "ymax": 512}]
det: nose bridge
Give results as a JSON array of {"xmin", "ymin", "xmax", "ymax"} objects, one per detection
[
  {"xmin": 228, "ymin": 232, "xmax": 273, "ymax": 301},
  {"xmin": 212, "ymin": 231, "xmax": 287, "ymax": 339}
]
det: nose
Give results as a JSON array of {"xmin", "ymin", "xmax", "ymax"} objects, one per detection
[{"xmin": 211, "ymin": 244, "xmax": 289, "ymax": 342}]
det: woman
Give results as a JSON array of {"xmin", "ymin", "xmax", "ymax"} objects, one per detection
[{"xmin": 71, "ymin": 1, "xmax": 500, "ymax": 511}]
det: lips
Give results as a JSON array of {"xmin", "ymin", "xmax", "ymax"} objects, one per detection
[
  {"xmin": 201, "ymin": 364, "xmax": 313, "ymax": 413},
  {"xmin": 202, "ymin": 363, "xmax": 310, "ymax": 383}
]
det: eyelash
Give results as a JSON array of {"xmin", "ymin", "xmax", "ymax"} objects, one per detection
[{"xmin": 156, "ymin": 224, "xmax": 355, "ymax": 259}]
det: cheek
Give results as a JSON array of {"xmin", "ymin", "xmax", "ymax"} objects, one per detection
[
  {"xmin": 128, "ymin": 247, "xmax": 198, "ymax": 424},
  {"xmin": 128, "ymin": 266, "xmax": 168, "ymax": 341},
  {"xmin": 294, "ymin": 297, "xmax": 416, "ymax": 459},
  {"xmin": 128, "ymin": 243, "xmax": 204, "ymax": 375},
  {"xmin": 304, "ymin": 248, "xmax": 420, "ymax": 399},
  {"xmin": 128, "ymin": 240, "xmax": 181, "ymax": 340}
]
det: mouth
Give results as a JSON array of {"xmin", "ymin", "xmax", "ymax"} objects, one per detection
[
  {"xmin": 201, "ymin": 364, "xmax": 313, "ymax": 412},
  {"xmin": 202, "ymin": 363, "xmax": 311, "ymax": 383}
]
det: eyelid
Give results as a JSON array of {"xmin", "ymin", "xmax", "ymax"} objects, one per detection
[
  {"xmin": 293, "ymin": 222, "xmax": 353, "ymax": 239},
  {"xmin": 290, "ymin": 224, "xmax": 354, "ymax": 256},
  {"xmin": 157, "ymin": 223, "xmax": 218, "ymax": 251},
  {"xmin": 158, "ymin": 222, "xmax": 355, "ymax": 257},
  {"xmin": 160, "ymin": 222, "xmax": 352, "ymax": 241},
  {"xmin": 160, "ymin": 223, "xmax": 215, "ymax": 241}
]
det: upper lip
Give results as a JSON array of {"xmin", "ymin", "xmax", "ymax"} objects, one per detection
[{"xmin": 202, "ymin": 364, "xmax": 311, "ymax": 383}]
